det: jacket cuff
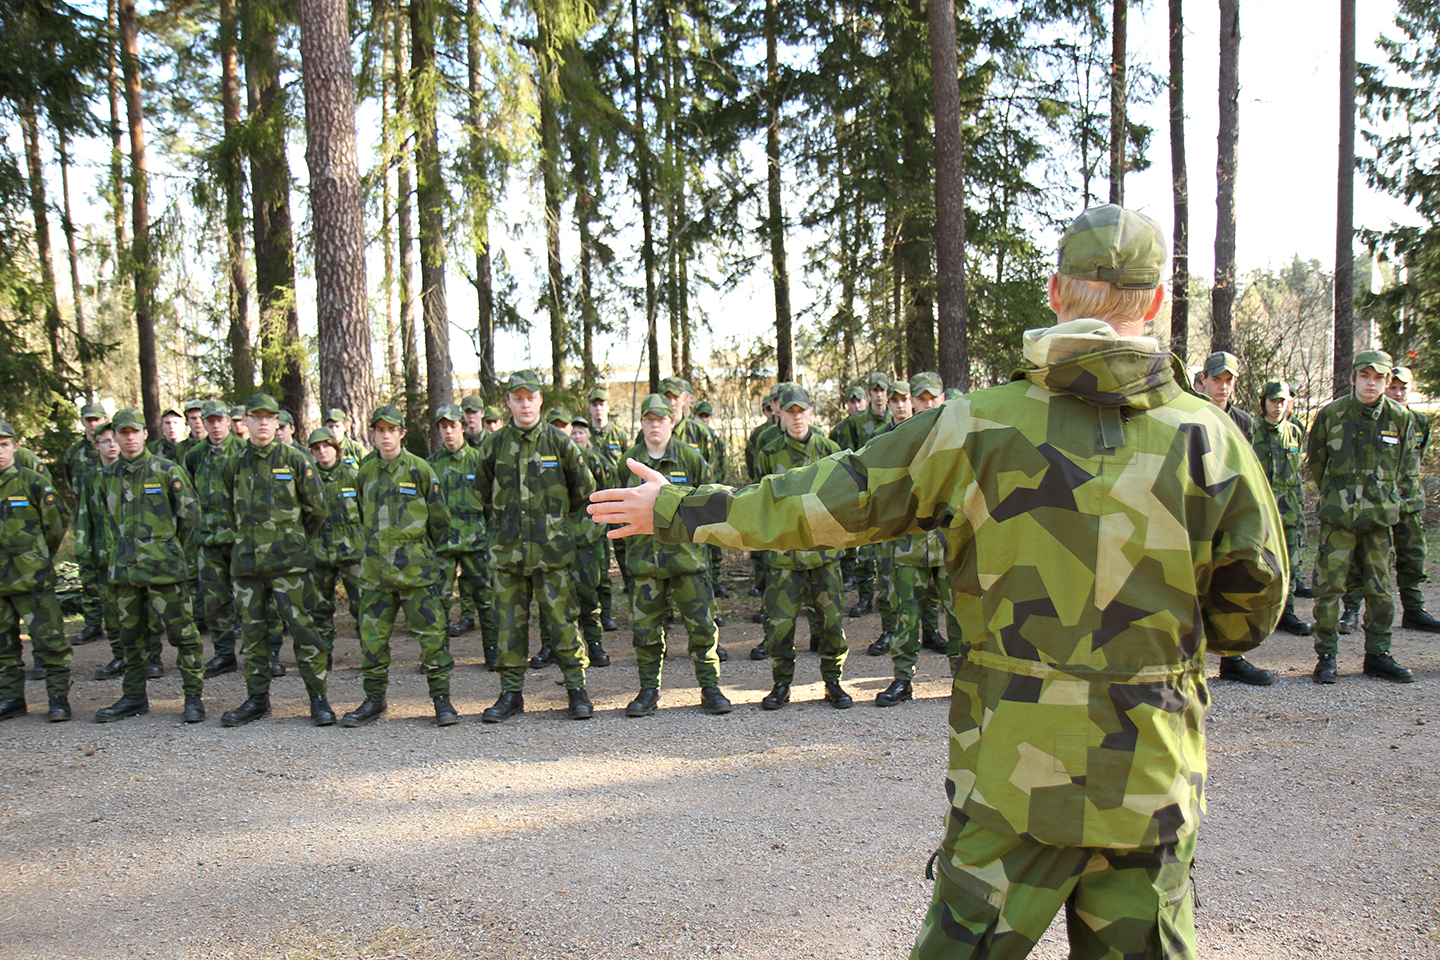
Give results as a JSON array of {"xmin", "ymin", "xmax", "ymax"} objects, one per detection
[{"xmin": 654, "ymin": 484, "xmax": 695, "ymax": 544}]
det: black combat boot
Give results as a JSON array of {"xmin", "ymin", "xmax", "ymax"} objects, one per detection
[
  {"xmin": 625, "ymin": 688, "xmax": 660, "ymax": 717},
  {"xmin": 48, "ymin": 696, "xmax": 72, "ymax": 723},
  {"xmin": 92, "ymin": 658, "xmax": 126, "ymax": 680},
  {"xmin": 433, "ymin": 696, "xmax": 461, "ymax": 726},
  {"xmin": 823, "ymin": 680, "xmax": 854, "ymax": 709},
  {"xmin": 145, "ymin": 655, "xmax": 164, "ymax": 679},
  {"xmin": 1276, "ymin": 611, "xmax": 1312, "ymax": 636},
  {"xmin": 95, "ymin": 695, "xmax": 149, "ymax": 723},
  {"xmin": 760, "ymin": 683, "xmax": 791, "ymax": 710},
  {"xmin": 1312, "ymin": 654, "xmax": 1338, "ymax": 684},
  {"xmin": 587, "ymin": 641, "xmax": 611, "ymax": 667},
  {"xmin": 203, "ymin": 654, "xmax": 237, "ymax": 678},
  {"xmin": 182, "ymin": 696, "xmax": 206, "ymax": 724},
  {"xmin": 0, "ymin": 697, "xmax": 25, "ymax": 721},
  {"xmin": 1401, "ymin": 608, "xmax": 1440, "ymax": 633},
  {"xmin": 1363, "ymin": 653, "xmax": 1415, "ymax": 683},
  {"xmin": 699, "ymin": 686, "xmax": 732, "ymax": 715},
  {"xmin": 875, "ymin": 679, "xmax": 914, "ymax": 707},
  {"xmin": 310, "ymin": 696, "xmax": 336, "ymax": 726},
  {"xmin": 1218, "ymin": 656, "xmax": 1275, "ymax": 686},
  {"xmin": 1338, "ymin": 608, "xmax": 1359, "ymax": 635},
  {"xmin": 448, "ymin": 617, "xmax": 475, "ymax": 637},
  {"xmin": 600, "ymin": 614, "xmax": 619, "ymax": 632},
  {"xmin": 221, "ymin": 695, "xmax": 271, "ymax": 727},
  {"xmin": 528, "ymin": 645, "xmax": 555, "ymax": 669},
  {"xmin": 269, "ymin": 655, "xmax": 286, "ymax": 677},
  {"xmin": 867, "ymin": 633, "xmax": 892, "ymax": 657},
  {"xmin": 848, "ymin": 598, "xmax": 872, "ymax": 618},
  {"xmin": 481, "ymin": 691, "xmax": 523, "ymax": 723},
  {"xmin": 340, "ymin": 697, "xmax": 388, "ymax": 727},
  {"xmin": 72, "ymin": 624, "xmax": 104, "ymax": 646},
  {"xmin": 482, "ymin": 645, "xmax": 499, "ymax": 671},
  {"xmin": 567, "ymin": 687, "xmax": 594, "ymax": 720}
]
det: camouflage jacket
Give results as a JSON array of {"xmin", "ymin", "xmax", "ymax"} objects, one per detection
[
  {"xmin": 745, "ymin": 420, "xmax": 781, "ymax": 482},
  {"xmin": 1251, "ymin": 416, "xmax": 1305, "ymax": 521},
  {"xmin": 95, "ymin": 449, "xmax": 199, "ymax": 587},
  {"xmin": 0, "ymin": 463, "xmax": 67, "ymax": 596},
  {"xmin": 590, "ymin": 421, "xmax": 631, "ymax": 466},
  {"xmin": 187, "ymin": 434, "xmax": 242, "ymax": 546},
  {"xmin": 474, "ymin": 422, "xmax": 594, "ymax": 572},
  {"xmin": 427, "ymin": 443, "xmax": 486, "ymax": 556},
  {"xmin": 752, "ymin": 427, "xmax": 843, "ymax": 570},
  {"xmin": 1398, "ymin": 408, "xmax": 1430, "ymax": 515},
  {"xmin": 1222, "ymin": 404, "xmax": 1255, "ymax": 441},
  {"xmin": 828, "ymin": 407, "xmax": 888, "ymax": 452},
  {"xmin": 874, "ymin": 421, "xmax": 948, "ymax": 568},
  {"xmin": 574, "ymin": 445, "xmax": 612, "ymax": 547},
  {"xmin": 221, "ymin": 440, "xmax": 327, "ymax": 578},
  {"xmin": 340, "ymin": 437, "xmax": 368, "ymax": 469},
  {"xmin": 15, "ymin": 446, "xmax": 50, "ymax": 479},
  {"xmin": 618, "ymin": 440, "xmax": 709, "ymax": 578},
  {"xmin": 356, "ymin": 450, "xmax": 450, "ymax": 590},
  {"xmin": 650, "ymin": 320, "xmax": 1286, "ymax": 850},
  {"xmin": 312, "ymin": 461, "xmax": 364, "ymax": 567},
  {"xmin": 1308, "ymin": 393, "xmax": 1416, "ymax": 531},
  {"xmin": 63, "ymin": 437, "xmax": 99, "ymax": 498},
  {"xmin": 73, "ymin": 463, "xmax": 110, "ymax": 569},
  {"xmin": 148, "ymin": 437, "xmax": 182, "ymax": 464}
]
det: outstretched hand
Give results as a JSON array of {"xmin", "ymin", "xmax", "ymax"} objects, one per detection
[{"xmin": 587, "ymin": 458, "xmax": 669, "ymax": 538}]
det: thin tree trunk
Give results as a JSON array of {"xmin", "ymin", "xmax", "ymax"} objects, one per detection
[
  {"xmin": 394, "ymin": 5, "xmax": 422, "ymax": 441},
  {"xmin": 107, "ymin": 0, "xmax": 126, "ymax": 268},
  {"xmin": 1212, "ymin": 0, "xmax": 1239, "ymax": 353},
  {"xmin": 1109, "ymin": 0, "xmax": 1127, "ymax": 205},
  {"xmin": 1334, "ymin": 0, "xmax": 1355, "ymax": 395},
  {"xmin": 631, "ymin": 0, "xmax": 659, "ymax": 392},
  {"xmin": 220, "ymin": 0, "xmax": 253, "ymax": 400},
  {"xmin": 119, "ymin": 0, "xmax": 159, "ymax": 428},
  {"xmin": 1169, "ymin": 0, "xmax": 1188, "ymax": 360},
  {"xmin": 411, "ymin": 0, "xmax": 454, "ymax": 439},
  {"xmin": 929, "ymin": 0, "xmax": 968, "ymax": 391},
  {"xmin": 571, "ymin": 126, "xmax": 599, "ymax": 388},
  {"xmin": 766, "ymin": 0, "xmax": 792, "ymax": 382},
  {"xmin": 300, "ymin": 0, "xmax": 376, "ymax": 425},
  {"xmin": 467, "ymin": 0, "xmax": 495, "ymax": 394},
  {"xmin": 57, "ymin": 132, "xmax": 90, "ymax": 392},
  {"xmin": 536, "ymin": 38, "xmax": 566, "ymax": 388},
  {"xmin": 21, "ymin": 100, "xmax": 64, "ymax": 374},
  {"xmin": 381, "ymin": 23, "xmax": 400, "ymax": 399}
]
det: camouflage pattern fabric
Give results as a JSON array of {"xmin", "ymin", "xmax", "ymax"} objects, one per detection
[
  {"xmin": 0, "ymin": 591, "xmax": 70, "ymax": 701},
  {"xmin": 356, "ymin": 451, "xmax": 450, "ymax": 591},
  {"xmin": 888, "ymin": 561, "xmax": 942, "ymax": 682},
  {"xmin": 629, "ymin": 574, "xmax": 720, "ymax": 689},
  {"xmin": 63, "ymin": 439, "xmax": 103, "ymax": 629},
  {"xmin": 1313, "ymin": 525, "xmax": 1395, "ymax": 656},
  {"xmin": 570, "ymin": 444, "xmax": 612, "ymax": 644},
  {"xmin": 764, "ymin": 563, "xmax": 848, "ymax": 684},
  {"xmin": 114, "ymin": 582, "xmax": 203, "ymax": 698},
  {"xmin": 14, "ymin": 447, "xmax": 50, "ymax": 479},
  {"xmin": 493, "ymin": 567, "xmax": 587, "ymax": 692},
  {"xmin": 198, "ymin": 544, "xmax": 238, "ymax": 658},
  {"xmin": 828, "ymin": 407, "xmax": 887, "ymax": 451},
  {"xmin": 651, "ymin": 320, "xmax": 1286, "ymax": 850},
  {"xmin": 356, "ymin": 585, "xmax": 453, "ymax": 698},
  {"xmin": 619, "ymin": 441, "xmax": 711, "ymax": 579},
  {"xmin": 94, "ymin": 449, "xmax": 199, "ymax": 588},
  {"xmin": 312, "ymin": 458, "xmax": 364, "ymax": 642},
  {"xmin": 910, "ymin": 809, "xmax": 1196, "ymax": 960},
  {"xmin": 1252, "ymin": 416, "xmax": 1305, "ymax": 612},
  {"xmin": 221, "ymin": 441, "xmax": 327, "ymax": 579},
  {"xmin": 235, "ymin": 573, "xmax": 327, "ymax": 697},
  {"xmin": 474, "ymin": 421, "xmax": 594, "ymax": 572},
  {"xmin": 1394, "ymin": 408, "xmax": 1430, "ymax": 610},
  {"xmin": 0, "ymin": 463, "xmax": 69, "ymax": 597},
  {"xmin": 1223, "ymin": 404, "xmax": 1255, "ymax": 441},
  {"xmin": 427, "ymin": 443, "xmax": 487, "ymax": 626},
  {"xmin": 75, "ymin": 479, "xmax": 122, "ymax": 652}
]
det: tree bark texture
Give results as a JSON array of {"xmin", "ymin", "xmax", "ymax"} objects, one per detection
[
  {"xmin": 107, "ymin": 0, "xmax": 126, "ymax": 268},
  {"xmin": 119, "ymin": 0, "xmax": 159, "ymax": 428},
  {"xmin": 1212, "ymin": 0, "xmax": 1239, "ymax": 353},
  {"xmin": 392, "ymin": 3, "xmax": 423, "ymax": 443},
  {"xmin": 58, "ymin": 131, "xmax": 90, "ymax": 392},
  {"xmin": 631, "ymin": 0, "xmax": 659, "ymax": 392},
  {"xmin": 1109, "ymin": 0, "xmax": 1127, "ymax": 205},
  {"xmin": 536, "ymin": 38, "xmax": 567, "ymax": 389},
  {"xmin": 1334, "ymin": 0, "xmax": 1355, "ymax": 396},
  {"xmin": 928, "ymin": 0, "xmax": 969, "ymax": 391},
  {"xmin": 766, "ymin": 0, "xmax": 793, "ymax": 383},
  {"xmin": 299, "ymin": 0, "xmax": 376, "ymax": 426},
  {"xmin": 1168, "ymin": 0, "xmax": 1188, "ymax": 360},
  {"xmin": 467, "ymin": 0, "xmax": 495, "ymax": 394},
  {"xmin": 220, "ymin": 0, "xmax": 253, "ymax": 400},
  {"xmin": 20, "ymin": 100, "xmax": 64, "ymax": 374},
  {"xmin": 411, "ymin": 0, "xmax": 454, "ymax": 440}
]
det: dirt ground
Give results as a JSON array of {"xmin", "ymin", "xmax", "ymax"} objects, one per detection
[{"xmin": 0, "ymin": 575, "xmax": 1436, "ymax": 960}]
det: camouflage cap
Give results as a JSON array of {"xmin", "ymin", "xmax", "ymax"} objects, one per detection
[
  {"xmin": 184, "ymin": 398, "xmax": 205, "ymax": 414},
  {"xmin": 161, "ymin": 407, "xmax": 182, "ymax": 419},
  {"xmin": 201, "ymin": 400, "xmax": 229, "ymax": 420},
  {"xmin": 911, "ymin": 371, "xmax": 944, "ymax": 397},
  {"xmin": 587, "ymin": 388, "xmax": 609, "ymax": 403},
  {"xmin": 777, "ymin": 383, "xmax": 813, "ymax": 411},
  {"xmin": 111, "ymin": 408, "xmax": 146, "ymax": 431},
  {"xmin": 571, "ymin": 413, "xmax": 590, "ymax": 427},
  {"xmin": 843, "ymin": 385, "xmax": 865, "ymax": 403},
  {"xmin": 80, "ymin": 402, "xmax": 106, "ymax": 420},
  {"xmin": 0, "ymin": 419, "xmax": 14, "ymax": 439},
  {"xmin": 640, "ymin": 393, "xmax": 673, "ymax": 418},
  {"xmin": 887, "ymin": 380, "xmax": 911, "ymax": 398},
  {"xmin": 505, "ymin": 369, "xmax": 543, "ymax": 393},
  {"xmin": 546, "ymin": 407, "xmax": 572, "ymax": 426},
  {"xmin": 694, "ymin": 400, "xmax": 713, "ymax": 416},
  {"xmin": 460, "ymin": 395, "xmax": 483, "ymax": 413},
  {"xmin": 1202, "ymin": 351, "xmax": 1240, "ymax": 378},
  {"xmin": 1393, "ymin": 365, "xmax": 1414, "ymax": 385},
  {"xmin": 482, "ymin": 405, "xmax": 504, "ymax": 421},
  {"xmin": 322, "ymin": 408, "xmax": 348, "ymax": 424},
  {"xmin": 277, "ymin": 410, "xmax": 294, "ymax": 427},
  {"xmin": 660, "ymin": 377, "xmax": 684, "ymax": 397},
  {"xmin": 1057, "ymin": 204, "xmax": 1167, "ymax": 290},
  {"xmin": 673, "ymin": 377, "xmax": 693, "ymax": 395},
  {"xmin": 246, "ymin": 392, "xmax": 281, "ymax": 415},
  {"xmin": 944, "ymin": 388, "xmax": 963, "ymax": 401},
  {"xmin": 371, "ymin": 404, "xmax": 405, "ymax": 427},
  {"xmin": 867, "ymin": 371, "xmax": 890, "ymax": 390},
  {"xmin": 1353, "ymin": 349, "xmax": 1394, "ymax": 374},
  {"xmin": 230, "ymin": 406, "xmax": 245, "ymax": 420},
  {"xmin": 93, "ymin": 419, "xmax": 113, "ymax": 436},
  {"xmin": 435, "ymin": 404, "xmax": 465, "ymax": 423},
  {"xmin": 307, "ymin": 427, "xmax": 341, "ymax": 450},
  {"xmin": 1260, "ymin": 380, "xmax": 1293, "ymax": 401}
]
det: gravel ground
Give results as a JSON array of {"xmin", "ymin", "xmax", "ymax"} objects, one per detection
[{"xmin": 1, "ymin": 580, "xmax": 1436, "ymax": 960}]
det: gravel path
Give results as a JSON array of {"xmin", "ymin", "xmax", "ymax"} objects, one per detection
[{"xmin": 1, "ymin": 584, "xmax": 1436, "ymax": 960}]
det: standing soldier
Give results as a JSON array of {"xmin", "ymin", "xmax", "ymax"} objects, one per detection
[
  {"xmin": 831, "ymin": 373, "xmax": 890, "ymax": 617},
  {"xmin": 460, "ymin": 396, "xmax": 487, "ymax": 449},
  {"xmin": 1382, "ymin": 366, "xmax": 1440, "ymax": 632},
  {"xmin": 92, "ymin": 409, "xmax": 205, "ymax": 724},
  {"xmin": 80, "ymin": 421, "xmax": 128, "ymax": 679},
  {"xmin": 617, "ymin": 395, "xmax": 730, "ymax": 716},
  {"xmin": 1250, "ymin": 380, "xmax": 1314, "ymax": 653},
  {"xmin": 1308, "ymin": 350, "xmax": 1417, "ymax": 684},
  {"xmin": 752, "ymin": 384, "xmax": 853, "ymax": 710},
  {"xmin": 569, "ymin": 413, "xmax": 614, "ymax": 667},
  {"xmin": 307, "ymin": 428, "xmax": 364, "ymax": 666},
  {"xmin": 149, "ymin": 408, "xmax": 186, "ymax": 462},
  {"xmin": 428, "ymin": 405, "xmax": 495, "ymax": 665},
  {"xmin": 218, "ymin": 394, "xmax": 334, "ymax": 727},
  {"xmin": 65, "ymin": 401, "xmax": 109, "ymax": 646},
  {"xmin": 482, "ymin": 406, "xmax": 504, "ymax": 433},
  {"xmin": 188, "ymin": 400, "xmax": 244, "ymax": 677},
  {"xmin": 342, "ymin": 405, "xmax": 457, "ymax": 727},
  {"xmin": 743, "ymin": 387, "xmax": 782, "ymax": 615},
  {"xmin": 587, "ymin": 387, "xmax": 630, "ymax": 618},
  {"xmin": 475, "ymin": 370, "xmax": 596, "ymax": 722},
  {"xmin": 1198, "ymin": 351, "xmax": 1256, "ymax": 440},
  {"xmin": 322, "ymin": 409, "xmax": 368, "ymax": 467},
  {"xmin": 179, "ymin": 399, "xmax": 207, "ymax": 464},
  {"xmin": 0, "ymin": 420, "xmax": 72, "ymax": 722}
]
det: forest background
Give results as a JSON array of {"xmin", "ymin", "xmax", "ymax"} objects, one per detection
[{"xmin": 3, "ymin": 0, "xmax": 1440, "ymax": 484}]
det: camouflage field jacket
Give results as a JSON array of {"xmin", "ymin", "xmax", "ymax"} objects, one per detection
[
  {"xmin": 0, "ymin": 463, "xmax": 66, "ymax": 596},
  {"xmin": 96, "ymin": 449, "xmax": 199, "ymax": 587},
  {"xmin": 474, "ymin": 423, "xmax": 593, "ymax": 572},
  {"xmin": 356, "ymin": 451, "xmax": 450, "ymax": 590},
  {"xmin": 1308, "ymin": 393, "xmax": 1416, "ymax": 531}
]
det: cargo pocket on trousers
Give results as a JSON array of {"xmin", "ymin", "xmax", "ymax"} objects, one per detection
[
  {"xmin": 1152, "ymin": 867, "xmax": 1195, "ymax": 960},
  {"xmin": 916, "ymin": 848, "xmax": 1003, "ymax": 956}
]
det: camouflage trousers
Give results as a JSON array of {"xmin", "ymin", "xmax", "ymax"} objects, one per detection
[
  {"xmin": 234, "ymin": 574, "xmax": 327, "ymax": 699},
  {"xmin": 706, "ymin": 544, "xmax": 723, "ymax": 595},
  {"xmin": 630, "ymin": 574, "xmax": 721, "ymax": 689},
  {"xmin": 77, "ymin": 559, "xmax": 103, "ymax": 630},
  {"xmin": 199, "ymin": 544, "xmax": 238, "ymax": 658},
  {"xmin": 1345, "ymin": 512, "xmax": 1427, "ymax": 614},
  {"xmin": 494, "ymin": 566, "xmax": 587, "ymax": 693},
  {"xmin": 1313, "ymin": 524, "xmax": 1394, "ymax": 657},
  {"xmin": 573, "ymin": 540, "xmax": 604, "ymax": 646},
  {"xmin": 0, "ymin": 590, "xmax": 71, "ymax": 701},
  {"xmin": 875, "ymin": 547, "xmax": 897, "ymax": 633},
  {"xmin": 1281, "ymin": 516, "xmax": 1303, "ymax": 617},
  {"xmin": 597, "ymin": 538, "xmax": 615, "ymax": 619},
  {"xmin": 763, "ymin": 562, "xmax": 848, "ymax": 684},
  {"xmin": 96, "ymin": 565, "xmax": 122, "ymax": 659},
  {"xmin": 614, "ymin": 538, "xmax": 635, "ymax": 597},
  {"xmin": 853, "ymin": 543, "xmax": 876, "ymax": 607},
  {"xmin": 911, "ymin": 809, "xmax": 1196, "ymax": 960},
  {"xmin": 751, "ymin": 550, "xmax": 768, "ymax": 592},
  {"xmin": 890, "ymin": 563, "xmax": 943, "ymax": 682},
  {"xmin": 357, "ymin": 584, "xmax": 452, "ymax": 699},
  {"xmin": 438, "ymin": 549, "xmax": 494, "ymax": 642},
  {"xmin": 313, "ymin": 562, "xmax": 362, "ymax": 657},
  {"xmin": 115, "ymin": 582, "xmax": 203, "ymax": 699}
]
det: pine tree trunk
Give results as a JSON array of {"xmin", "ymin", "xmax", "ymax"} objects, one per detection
[
  {"xmin": 631, "ymin": 0, "xmax": 659, "ymax": 392},
  {"xmin": 1168, "ymin": 0, "xmax": 1188, "ymax": 360},
  {"xmin": 1334, "ymin": 0, "xmax": 1355, "ymax": 395},
  {"xmin": 570, "ymin": 126, "xmax": 599, "ymax": 388},
  {"xmin": 411, "ymin": 0, "xmax": 454, "ymax": 439},
  {"xmin": 300, "ymin": 0, "xmax": 376, "ymax": 426},
  {"xmin": 56, "ymin": 133, "xmax": 90, "ymax": 392},
  {"xmin": 381, "ymin": 25, "xmax": 400, "ymax": 400},
  {"xmin": 535, "ymin": 34, "xmax": 566, "ymax": 389},
  {"xmin": 1212, "ymin": 0, "xmax": 1239, "ymax": 353},
  {"xmin": 394, "ymin": 4, "xmax": 422, "ymax": 442},
  {"xmin": 119, "ymin": 0, "xmax": 160, "ymax": 427},
  {"xmin": 220, "ymin": 0, "xmax": 253, "ymax": 400},
  {"xmin": 928, "ymin": 0, "xmax": 968, "ymax": 391},
  {"xmin": 1109, "ymin": 0, "xmax": 1127, "ymax": 205},
  {"xmin": 21, "ymin": 100, "xmax": 64, "ymax": 374},
  {"xmin": 467, "ymin": 0, "xmax": 495, "ymax": 394},
  {"xmin": 107, "ymin": 0, "xmax": 126, "ymax": 270},
  {"xmin": 766, "ymin": 0, "xmax": 793, "ymax": 383}
]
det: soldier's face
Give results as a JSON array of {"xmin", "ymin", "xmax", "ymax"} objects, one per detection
[
  {"xmin": 642, "ymin": 412, "xmax": 672, "ymax": 449},
  {"xmin": 186, "ymin": 410, "xmax": 203, "ymax": 436},
  {"xmin": 204, "ymin": 415, "xmax": 229, "ymax": 444},
  {"xmin": 373, "ymin": 422, "xmax": 406, "ymax": 460},
  {"xmin": 484, "ymin": 418, "xmax": 502, "ymax": 433},
  {"xmin": 117, "ymin": 425, "xmax": 147, "ymax": 460},
  {"xmin": 888, "ymin": 394, "xmax": 912, "ymax": 422},
  {"xmin": 589, "ymin": 399, "xmax": 608, "ymax": 425},
  {"xmin": 509, "ymin": 388, "xmax": 542, "ymax": 429},
  {"xmin": 311, "ymin": 443, "xmax": 339, "ymax": 468},
  {"xmin": 1264, "ymin": 396, "xmax": 1290, "ymax": 424},
  {"xmin": 82, "ymin": 415, "xmax": 103, "ymax": 441},
  {"xmin": 664, "ymin": 393, "xmax": 683, "ymax": 419},
  {"xmin": 1386, "ymin": 380, "xmax": 1410, "ymax": 405},
  {"xmin": 161, "ymin": 414, "xmax": 185, "ymax": 443},
  {"xmin": 869, "ymin": 386, "xmax": 887, "ymax": 413},
  {"xmin": 246, "ymin": 412, "xmax": 277, "ymax": 446},
  {"xmin": 463, "ymin": 409, "xmax": 484, "ymax": 434},
  {"xmin": 231, "ymin": 418, "xmax": 248, "ymax": 440},
  {"xmin": 697, "ymin": 413, "xmax": 711, "ymax": 426},
  {"xmin": 846, "ymin": 397, "xmax": 866, "ymax": 415},
  {"xmin": 570, "ymin": 424, "xmax": 590, "ymax": 446},
  {"xmin": 437, "ymin": 418, "xmax": 466, "ymax": 451},
  {"xmin": 914, "ymin": 391, "xmax": 943, "ymax": 412},
  {"xmin": 325, "ymin": 419, "xmax": 346, "ymax": 440},
  {"xmin": 94, "ymin": 431, "xmax": 119, "ymax": 465},
  {"xmin": 1353, "ymin": 367, "xmax": 1389, "ymax": 405},
  {"xmin": 780, "ymin": 404, "xmax": 812, "ymax": 440},
  {"xmin": 0, "ymin": 436, "xmax": 14, "ymax": 472},
  {"xmin": 1201, "ymin": 372, "xmax": 1235, "ymax": 407}
]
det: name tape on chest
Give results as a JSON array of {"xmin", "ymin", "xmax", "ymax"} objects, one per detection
[
  {"xmin": 669, "ymin": 473, "xmax": 689, "ymax": 484},
  {"xmin": 539, "ymin": 457, "xmax": 559, "ymax": 469},
  {"xmin": 144, "ymin": 482, "xmax": 164, "ymax": 495},
  {"xmin": 7, "ymin": 496, "xmax": 29, "ymax": 507},
  {"xmin": 398, "ymin": 481, "xmax": 418, "ymax": 495}
]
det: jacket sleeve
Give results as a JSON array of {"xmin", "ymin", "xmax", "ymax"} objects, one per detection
[
  {"xmin": 565, "ymin": 435, "xmax": 595, "ymax": 515},
  {"xmin": 38, "ymin": 477, "xmax": 68, "ymax": 559},
  {"xmin": 424, "ymin": 463, "xmax": 451, "ymax": 548},
  {"xmin": 296, "ymin": 455, "xmax": 329, "ymax": 539},
  {"xmin": 1306, "ymin": 408, "xmax": 1329, "ymax": 489},
  {"xmin": 170, "ymin": 465, "xmax": 201, "ymax": 545},
  {"xmin": 1201, "ymin": 442, "xmax": 1288, "ymax": 655}
]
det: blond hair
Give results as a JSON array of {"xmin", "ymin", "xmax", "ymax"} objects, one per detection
[{"xmin": 1055, "ymin": 273, "xmax": 1157, "ymax": 324}]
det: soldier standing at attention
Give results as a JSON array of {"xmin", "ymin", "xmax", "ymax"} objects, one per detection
[
  {"xmin": 307, "ymin": 428, "xmax": 364, "ymax": 666},
  {"xmin": 321, "ymin": 409, "xmax": 368, "ymax": 467},
  {"xmin": 342, "ymin": 406, "xmax": 457, "ymax": 727},
  {"xmin": 92, "ymin": 409, "xmax": 206, "ymax": 724},
  {"xmin": 0, "ymin": 420, "xmax": 72, "ymax": 722},
  {"xmin": 65, "ymin": 402, "xmax": 109, "ymax": 647},
  {"xmin": 428, "ymin": 405, "xmax": 494, "ymax": 664},
  {"xmin": 568, "ymin": 413, "xmax": 614, "ymax": 667},
  {"xmin": 148, "ymin": 407, "xmax": 186, "ymax": 462},
  {"xmin": 831, "ymin": 372, "xmax": 891, "ymax": 618},
  {"xmin": 230, "ymin": 406, "xmax": 249, "ymax": 441},
  {"xmin": 179, "ymin": 399, "xmax": 207, "ymax": 462},
  {"xmin": 188, "ymin": 400, "xmax": 244, "ymax": 677},
  {"xmin": 592, "ymin": 205, "xmax": 1286, "ymax": 958},
  {"xmin": 588, "ymin": 387, "xmax": 630, "ymax": 616},
  {"xmin": 1198, "ymin": 350, "xmax": 1255, "ymax": 440},
  {"xmin": 482, "ymin": 406, "xmax": 504, "ymax": 433},
  {"xmin": 751, "ymin": 384, "xmax": 853, "ymax": 710},
  {"xmin": 1374, "ymin": 366, "xmax": 1440, "ymax": 632},
  {"xmin": 617, "ymin": 394, "xmax": 730, "ymax": 717},
  {"xmin": 218, "ymin": 394, "xmax": 334, "ymax": 727},
  {"xmin": 475, "ymin": 370, "xmax": 596, "ymax": 722},
  {"xmin": 81, "ymin": 421, "xmax": 129, "ymax": 680},
  {"xmin": 1250, "ymin": 380, "xmax": 1314, "ymax": 651},
  {"xmin": 459, "ymin": 396, "xmax": 487, "ymax": 450}
]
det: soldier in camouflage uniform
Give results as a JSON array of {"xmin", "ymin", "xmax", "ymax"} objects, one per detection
[
  {"xmin": 217, "ymin": 394, "xmax": 334, "ymax": 727},
  {"xmin": 179, "ymin": 399, "xmax": 207, "ymax": 464},
  {"xmin": 187, "ymin": 400, "xmax": 245, "ymax": 677},
  {"xmin": 592, "ymin": 205, "xmax": 1287, "ymax": 959},
  {"xmin": 568, "ymin": 414, "xmax": 614, "ymax": 667},
  {"xmin": 616, "ymin": 395, "xmax": 730, "ymax": 717},
  {"xmin": 92, "ymin": 409, "xmax": 206, "ymax": 724},
  {"xmin": 1250, "ymin": 380, "xmax": 1314, "ymax": 653},
  {"xmin": 751, "ymin": 384, "xmax": 853, "ymax": 710},
  {"xmin": 1309, "ymin": 350, "xmax": 1420, "ymax": 685},
  {"xmin": 1377, "ymin": 366, "xmax": 1440, "ymax": 632},
  {"xmin": 307, "ymin": 428, "xmax": 364, "ymax": 664},
  {"xmin": 1198, "ymin": 351, "xmax": 1255, "ymax": 440},
  {"xmin": 0, "ymin": 420, "xmax": 73, "ymax": 722},
  {"xmin": 341, "ymin": 405, "xmax": 457, "ymax": 727},
  {"xmin": 64, "ymin": 401, "xmax": 109, "ymax": 646},
  {"xmin": 460, "ymin": 396, "xmax": 487, "ymax": 450},
  {"xmin": 587, "ymin": 387, "xmax": 630, "ymax": 620},
  {"xmin": 322, "ymin": 408, "xmax": 368, "ymax": 468},
  {"xmin": 830, "ymin": 372, "xmax": 891, "ymax": 617},
  {"xmin": 78, "ymin": 421, "xmax": 129, "ymax": 679},
  {"xmin": 147, "ymin": 407, "xmax": 186, "ymax": 463},
  {"xmin": 428, "ymin": 406, "xmax": 496, "ymax": 665},
  {"xmin": 475, "ymin": 370, "xmax": 596, "ymax": 722},
  {"xmin": 743, "ymin": 387, "xmax": 781, "ymax": 601},
  {"xmin": 483, "ymin": 405, "xmax": 504, "ymax": 433}
]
